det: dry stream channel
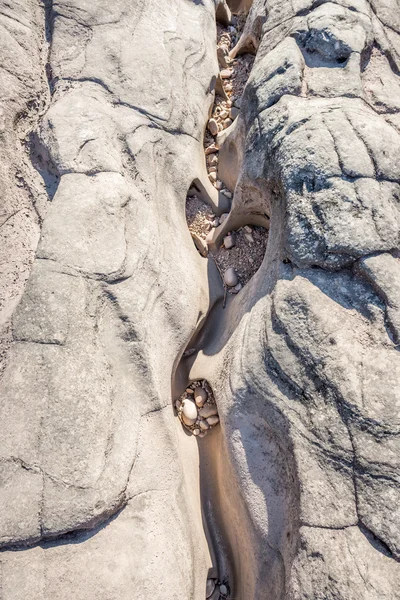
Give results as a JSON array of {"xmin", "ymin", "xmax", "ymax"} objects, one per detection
[{"xmin": 174, "ymin": 7, "xmax": 268, "ymax": 599}]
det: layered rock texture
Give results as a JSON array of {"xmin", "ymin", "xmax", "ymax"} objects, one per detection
[{"xmin": 0, "ymin": 0, "xmax": 399, "ymax": 599}]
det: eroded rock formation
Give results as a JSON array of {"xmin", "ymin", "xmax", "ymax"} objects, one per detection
[{"xmin": 0, "ymin": 0, "xmax": 399, "ymax": 599}]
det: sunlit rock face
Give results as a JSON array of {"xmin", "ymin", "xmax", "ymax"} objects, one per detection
[{"xmin": 0, "ymin": 1, "xmax": 399, "ymax": 599}]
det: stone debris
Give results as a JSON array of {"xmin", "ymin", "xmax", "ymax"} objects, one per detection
[
  {"xmin": 184, "ymin": 18, "xmax": 269, "ymax": 295},
  {"xmin": 175, "ymin": 380, "xmax": 219, "ymax": 437},
  {"xmin": 205, "ymin": 578, "xmax": 230, "ymax": 599}
]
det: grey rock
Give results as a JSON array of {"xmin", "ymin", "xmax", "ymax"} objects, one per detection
[
  {"xmin": 194, "ymin": 387, "xmax": 208, "ymax": 407},
  {"xmin": 1, "ymin": 0, "xmax": 400, "ymax": 598},
  {"xmin": 199, "ymin": 405, "xmax": 219, "ymax": 419},
  {"xmin": 223, "ymin": 235, "xmax": 235, "ymax": 249},
  {"xmin": 223, "ymin": 267, "xmax": 238, "ymax": 287},
  {"xmin": 208, "ymin": 118, "xmax": 219, "ymax": 136}
]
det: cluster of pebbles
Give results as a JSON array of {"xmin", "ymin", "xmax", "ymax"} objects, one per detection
[
  {"xmin": 186, "ymin": 20, "xmax": 267, "ymax": 296},
  {"xmin": 175, "ymin": 380, "xmax": 219, "ymax": 438},
  {"xmin": 206, "ymin": 578, "xmax": 229, "ymax": 599}
]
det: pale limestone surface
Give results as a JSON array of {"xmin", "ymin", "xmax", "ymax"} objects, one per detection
[{"xmin": 0, "ymin": 0, "xmax": 400, "ymax": 599}]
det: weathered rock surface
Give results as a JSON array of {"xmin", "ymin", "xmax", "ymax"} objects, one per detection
[
  {"xmin": 0, "ymin": 0, "xmax": 400, "ymax": 599},
  {"xmin": 198, "ymin": 0, "xmax": 400, "ymax": 598},
  {"xmin": 0, "ymin": 0, "xmax": 222, "ymax": 597}
]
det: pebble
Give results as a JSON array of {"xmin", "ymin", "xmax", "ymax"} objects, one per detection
[
  {"xmin": 193, "ymin": 429, "xmax": 200, "ymax": 436},
  {"xmin": 220, "ymin": 584, "xmax": 228, "ymax": 596},
  {"xmin": 212, "ymin": 218, "xmax": 219, "ymax": 228},
  {"xmin": 206, "ymin": 579, "xmax": 216, "ymax": 598},
  {"xmin": 199, "ymin": 405, "xmax": 218, "ymax": 419},
  {"xmin": 224, "ymin": 267, "xmax": 238, "ymax": 287},
  {"xmin": 215, "ymin": 181, "xmax": 223, "ymax": 190},
  {"xmin": 221, "ymin": 190, "xmax": 232, "ymax": 198},
  {"xmin": 220, "ymin": 212, "xmax": 229, "ymax": 223},
  {"xmin": 199, "ymin": 420, "xmax": 210, "ymax": 431},
  {"xmin": 230, "ymin": 107, "xmax": 240, "ymax": 120},
  {"xmin": 234, "ymin": 96, "xmax": 242, "ymax": 108},
  {"xmin": 225, "ymin": 83, "xmax": 232, "ymax": 91},
  {"xmin": 199, "ymin": 431, "xmax": 207, "ymax": 438},
  {"xmin": 245, "ymin": 233, "xmax": 254, "ymax": 244},
  {"xmin": 207, "ymin": 415, "xmax": 220, "ymax": 426},
  {"xmin": 219, "ymin": 109, "xmax": 229, "ymax": 119},
  {"xmin": 194, "ymin": 386, "xmax": 207, "ymax": 407},
  {"xmin": 186, "ymin": 388, "xmax": 194, "ymax": 394},
  {"xmin": 182, "ymin": 399, "xmax": 198, "ymax": 426},
  {"xmin": 208, "ymin": 119, "xmax": 218, "ymax": 136},
  {"xmin": 224, "ymin": 235, "xmax": 235, "ymax": 250},
  {"xmin": 175, "ymin": 400, "xmax": 182, "ymax": 410},
  {"xmin": 231, "ymin": 282, "xmax": 242, "ymax": 294},
  {"xmin": 205, "ymin": 144, "xmax": 218, "ymax": 155},
  {"xmin": 211, "ymin": 155, "xmax": 218, "ymax": 165},
  {"xmin": 244, "ymin": 225, "xmax": 252, "ymax": 233},
  {"xmin": 209, "ymin": 172, "xmax": 217, "ymax": 182},
  {"xmin": 220, "ymin": 68, "xmax": 233, "ymax": 79},
  {"xmin": 209, "ymin": 166, "xmax": 217, "ymax": 173},
  {"xmin": 224, "ymin": 118, "xmax": 233, "ymax": 128}
]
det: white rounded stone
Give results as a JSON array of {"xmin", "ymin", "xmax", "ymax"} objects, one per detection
[{"xmin": 182, "ymin": 399, "xmax": 197, "ymax": 425}]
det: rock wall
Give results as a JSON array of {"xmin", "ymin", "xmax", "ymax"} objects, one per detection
[{"xmin": 0, "ymin": 0, "xmax": 399, "ymax": 599}]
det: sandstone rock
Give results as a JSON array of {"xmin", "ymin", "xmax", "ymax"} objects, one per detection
[{"xmin": 1, "ymin": 0, "xmax": 400, "ymax": 598}]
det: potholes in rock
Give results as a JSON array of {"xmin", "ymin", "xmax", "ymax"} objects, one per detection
[
  {"xmin": 175, "ymin": 379, "xmax": 219, "ymax": 438},
  {"xmin": 188, "ymin": 17, "xmax": 266, "ymax": 297},
  {"xmin": 204, "ymin": 21, "xmax": 255, "ymax": 158},
  {"xmin": 186, "ymin": 192, "xmax": 268, "ymax": 293}
]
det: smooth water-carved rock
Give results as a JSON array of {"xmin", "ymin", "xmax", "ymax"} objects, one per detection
[{"xmin": 0, "ymin": 0, "xmax": 399, "ymax": 599}]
